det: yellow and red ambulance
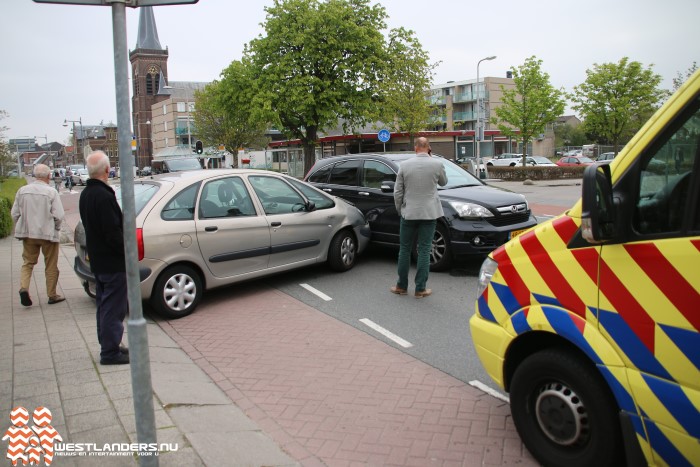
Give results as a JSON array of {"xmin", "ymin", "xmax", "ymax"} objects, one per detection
[{"xmin": 470, "ymin": 70, "xmax": 700, "ymax": 467}]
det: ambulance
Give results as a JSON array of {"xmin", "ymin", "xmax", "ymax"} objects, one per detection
[{"xmin": 470, "ymin": 70, "xmax": 699, "ymax": 466}]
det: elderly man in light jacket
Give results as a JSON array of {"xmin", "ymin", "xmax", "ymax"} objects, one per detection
[
  {"xmin": 11, "ymin": 164, "xmax": 66, "ymax": 306},
  {"xmin": 391, "ymin": 137, "xmax": 448, "ymax": 298}
]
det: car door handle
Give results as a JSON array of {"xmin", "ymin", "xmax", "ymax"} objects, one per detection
[
  {"xmin": 205, "ymin": 226, "xmax": 218, "ymax": 232},
  {"xmin": 271, "ymin": 222, "xmax": 282, "ymax": 227},
  {"xmin": 358, "ymin": 192, "xmax": 370, "ymax": 196}
]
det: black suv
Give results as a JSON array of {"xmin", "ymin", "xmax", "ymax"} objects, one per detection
[{"xmin": 305, "ymin": 153, "xmax": 537, "ymax": 270}]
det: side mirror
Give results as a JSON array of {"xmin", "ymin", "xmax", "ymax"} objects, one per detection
[
  {"xmin": 305, "ymin": 201, "xmax": 316, "ymax": 212},
  {"xmin": 581, "ymin": 164, "xmax": 615, "ymax": 243},
  {"xmin": 380, "ymin": 181, "xmax": 395, "ymax": 193}
]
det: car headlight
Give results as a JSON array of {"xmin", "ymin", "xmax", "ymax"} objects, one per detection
[
  {"xmin": 476, "ymin": 257, "xmax": 498, "ymax": 299},
  {"xmin": 447, "ymin": 200, "xmax": 494, "ymax": 219}
]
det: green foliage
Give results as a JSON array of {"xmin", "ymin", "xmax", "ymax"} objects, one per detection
[
  {"xmin": 379, "ymin": 27, "xmax": 439, "ymax": 144},
  {"xmin": 491, "ymin": 57, "xmax": 565, "ymax": 167},
  {"xmin": 193, "ymin": 62, "xmax": 269, "ymax": 167},
  {"xmin": 570, "ymin": 57, "xmax": 665, "ymax": 153},
  {"xmin": 672, "ymin": 61, "xmax": 698, "ymax": 91},
  {"xmin": 554, "ymin": 123, "xmax": 587, "ymax": 147},
  {"xmin": 0, "ymin": 176, "xmax": 25, "ymax": 205},
  {"xmin": 0, "ymin": 110, "xmax": 16, "ymax": 176},
  {"xmin": 244, "ymin": 0, "xmax": 390, "ymax": 170},
  {"xmin": 0, "ymin": 196, "xmax": 12, "ymax": 238}
]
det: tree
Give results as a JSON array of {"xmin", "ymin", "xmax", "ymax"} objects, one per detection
[
  {"xmin": 570, "ymin": 57, "xmax": 664, "ymax": 154},
  {"xmin": 193, "ymin": 61, "xmax": 269, "ymax": 167},
  {"xmin": 379, "ymin": 27, "xmax": 440, "ymax": 146},
  {"xmin": 0, "ymin": 110, "xmax": 15, "ymax": 176},
  {"xmin": 244, "ymin": 0, "xmax": 389, "ymax": 171},
  {"xmin": 554, "ymin": 123, "xmax": 587, "ymax": 149},
  {"xmin": 672, "ymin": 61, "xmax": 698, "ymax": 91},
  {"xmin": 491, "ymin": 56, "xmax": 565, "ymax": 166}
]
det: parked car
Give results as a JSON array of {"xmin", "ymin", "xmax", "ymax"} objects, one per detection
[
  {"xmin": 563, "ymin": 149, "xmax": 583, "ymax": 157},
  {"xmin": 596, "ymin": 152, "xmax": 617, "ymax": 163},
  {"xmin": 487, "ymin": 153, "xmax": 528, "ymax": 167},
  {"xmin": 304, "ymin": 153, "xmax": 537, "ymax": 271},
  {"xmin": 139, "ymin": 166, "xmax": 152, "ymax": 176},
  {"xmin": 73, "ymin": 169, "xmax": 370, "ymax": 319},
  {"xmin": 528, "ymin": 156, "xmax": 557, "ymax": 166},
  {"xmin": 71, "ymin": 168, "xmax": 90, "ymax": 185},
  {"xmin": 556, "ymin": 155, "xmax": 595, "ymax": 166}
]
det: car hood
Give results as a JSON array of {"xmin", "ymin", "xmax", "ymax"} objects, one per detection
[{"xmin": 438, "ymin": 184, "xmax": 527, "ymax": 205}]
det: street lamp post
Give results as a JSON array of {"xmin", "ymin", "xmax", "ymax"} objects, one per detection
[
  {"xmin": 476, "ymin": 56, "xmax": 496, "ymax": 179},
  {"xmin": 63, "ymin": 118, "xmax": 84, "ymax": 166}
]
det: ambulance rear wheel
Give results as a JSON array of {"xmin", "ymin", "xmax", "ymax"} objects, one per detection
[{"xmin": 509, "ymin": 349, "xmax": 624, "ymax": 467}]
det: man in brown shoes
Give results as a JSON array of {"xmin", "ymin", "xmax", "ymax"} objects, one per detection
[{"xmin": 11, "ymin": 164, "xmax": 66, "ymax": 306}]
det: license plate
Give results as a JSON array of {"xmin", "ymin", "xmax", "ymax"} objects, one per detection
[{"xmin": 509, "ymin": 228, "xmax": 528, "ymax": 240}]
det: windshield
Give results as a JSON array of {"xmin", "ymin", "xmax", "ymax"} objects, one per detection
[
  {"xmin": 531, "ymin": 156, "xmax": 551, "ymax": 163},
  {"xmin": 114, "ymin": 183, "xmax": 160, "ymax": 215},
  {"xmin": 579, "ymin": 156, "xmax": 595, "ymax": 163},
  {"xmin": 166, "ymin": 158, "xmax": 202, "ymax": 172},
  {"xmin": 437, "ymin": 158, "xmax": 483, "ymax": 189}
]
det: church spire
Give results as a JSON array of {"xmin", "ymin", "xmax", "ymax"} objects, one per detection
[{"xmin": 135, "ymin": 6, "xmax": 163, "ymax": 50}]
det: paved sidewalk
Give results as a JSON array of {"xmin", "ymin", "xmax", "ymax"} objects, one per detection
[
  {"xmin": 1, "ymin": 230, "xmax": 296, "ymax": 466},
  {"xmin": 2, "ymin": 185, "xmax": 538, "ymax": 466}
]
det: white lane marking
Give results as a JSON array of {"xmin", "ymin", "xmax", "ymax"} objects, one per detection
[
  {"xmin": 359, "ymin": 318, "xmax": 413, "ymax": 348},
  {"xmin": 469, "ymin": 380, "xmax": 510, "ymax": 403},
  {"xmin": 300, "ymin": 283, "xmax": 332, "ymax": 301}
]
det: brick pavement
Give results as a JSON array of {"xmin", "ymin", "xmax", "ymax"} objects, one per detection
[{"xmin": 158, "ymin": 284, "xmax": 538, "ymax": 466}]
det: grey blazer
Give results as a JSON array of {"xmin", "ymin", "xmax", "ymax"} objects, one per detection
[{"xmin": 394, "ymin": 154, "xmax": 448, "ymax": 220}]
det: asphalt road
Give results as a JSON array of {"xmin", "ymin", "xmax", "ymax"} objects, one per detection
[{"xmin": 59, "ymin": 177, "xmax": 584, "ymax": 398}]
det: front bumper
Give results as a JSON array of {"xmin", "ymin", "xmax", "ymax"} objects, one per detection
[
  {"xmin": 468, "ymin": 312, "xmax": 513, "ymax": 390},
  {"xmin": 447, "ymin": 215, "xmax": 537, "ymax": 257}
]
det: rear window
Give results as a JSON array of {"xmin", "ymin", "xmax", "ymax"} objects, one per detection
[{"xmin": 114, "ymin": 183, "xmax": 161, "ymax": 216}]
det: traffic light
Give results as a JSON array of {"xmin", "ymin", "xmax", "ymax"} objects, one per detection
[{"xmin": 195, "ymin": 140, "xmax": 203, "ymax": 154}]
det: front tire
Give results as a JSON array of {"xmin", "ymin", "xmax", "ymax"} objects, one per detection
[
  {"xmin": 150, "ymin": 265, "xmax": 202, "ymax": 319},
  {"xmin": 509, "ymin": 349, "xmax": 624, "ymax": 467},
  {"xmin": 328, "ymin": 230, "xmax": 357, "ymax": 272},
  {"xmin": 429, "ymin": 223, "xmax": 451, "ymax": 271}
]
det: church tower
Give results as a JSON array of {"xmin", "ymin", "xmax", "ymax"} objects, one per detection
[{"xmin": 130, "ymin": 6, "xmax": 168, "ymax": 168}]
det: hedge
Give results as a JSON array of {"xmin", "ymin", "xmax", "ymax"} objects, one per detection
[
  {"xmin": 0, "ymin": 177, "xmax": 27, "ymax": 239},
  {"xmin": 459, "ymin": 164, "xmax": 587, "ymax": 181}
]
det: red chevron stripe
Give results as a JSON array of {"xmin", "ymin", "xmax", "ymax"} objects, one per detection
[
  {"xmin": 597, "ymin": 255, "xmax": 656, "ymax": 353},
  {"xmin": 520, "ymin": 223, "xmax": 588, "ymax": 318},
  {"xmin": 624, "ymin": 242, "xmax": 700, "ymax": 331},
  {"xmin": 553, "ymin": 215, "xmax": 580, "ymax": 244},
  {"xmin": 692, "ymin": 239, "xmax": 700, "ymax": 252},
  {"xmin": 493, "ymin": 247, "xmax": 530, "ymax": 309}
]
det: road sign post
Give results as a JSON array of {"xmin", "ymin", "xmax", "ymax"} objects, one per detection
[{"xmin": 378, "ymin": 129, "xmax": 390, "ymax": 152}]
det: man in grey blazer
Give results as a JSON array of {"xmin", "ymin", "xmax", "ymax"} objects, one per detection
[{"xmin": 391, "ymin": 137, "xmax": 448, "ymax": 298}]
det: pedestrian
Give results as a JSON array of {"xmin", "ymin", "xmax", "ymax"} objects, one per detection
[
  {"xmin": 65, "ymin": 169, "xmax": 73, "ymax": 192},
  {"xmin": 390, "ymin": 137, "xmax": 447, "ymax": 299},
  {"xmin": 11, "ymin": 163, "xmax": 66, "ymax": 307},
  {"xmin": 53, "ymin": 169, "xmax": 61, "ymax": 192},
  {"xmin": 79, "ymin": 151, "xmax": 129, "ymax": 365}
]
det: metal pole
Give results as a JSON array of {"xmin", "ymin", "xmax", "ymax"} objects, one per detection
[
  {"xmin": 476, "ymin": 63, "xmax": 481, "ymax": 178},
  {"xmin": 111, "ymin": 2, "xmax": 158, "ymax": 465},
  {"xmin": 79, "ymin": 118, "xmax": 84, "ymax": 166}
]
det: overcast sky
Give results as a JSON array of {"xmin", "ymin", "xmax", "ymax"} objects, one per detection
[{"xmin": 2, "ymin": 0, "xmax": 698, "ymax": 144}]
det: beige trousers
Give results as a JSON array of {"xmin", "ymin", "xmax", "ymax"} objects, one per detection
[{"xmin": 20, "ymin": 238, "xmax": 60, "ymax": 299}]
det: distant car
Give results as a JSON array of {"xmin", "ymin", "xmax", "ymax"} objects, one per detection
[
  {"xmin": 71, "ymin": 168, "xmax": 89, "ymax": 185},
  {"xmin": 7, "ymin": 169, "xmax": 19, "ymax": 177},
  {"xmin": 596, "ymin": 152, "xmax": 616, "ymax": 164},
  {"xmin": 487, "ymin": 153, "xmax": 528, "ymax": 167},
  {"xmin": 109, "ymin": 168, "xmax": 116, "ymax": 178},
  {"xmin": 528, "ymin": 156, "xmax": 557, "ymax": 166},
  {"xmin": 556, "ymin": 155, "xmax": 595, "ymax": 167},
  {"xmin": 563, "ymin": 149, "xmax": 583, "ymax": 157},
  {"xmin": 73, "ymin": 169, "xmax": 370, "ymax": 319},
  {"xmin": 139, "ymin": 166, "xmax": 152, "ymax": 176}
]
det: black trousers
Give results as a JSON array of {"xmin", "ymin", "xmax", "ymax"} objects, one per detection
[{"xmin": 95, "ymin": 271, "xmax": 128, "ymax": 360}]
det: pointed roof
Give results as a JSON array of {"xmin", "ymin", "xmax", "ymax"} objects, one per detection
[{"xmin": 135, "ymin": 7, "xmax": 163, "ymax": 50}]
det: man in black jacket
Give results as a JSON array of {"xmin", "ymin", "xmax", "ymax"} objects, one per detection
[{"xmin": 79, "ymin": 151, "xmax": 129, "ymax": 365}]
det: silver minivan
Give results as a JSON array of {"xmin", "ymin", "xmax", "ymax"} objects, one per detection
[{"xmin": 74, "ymin": 169, "xmax": 370, "ymax": 318}]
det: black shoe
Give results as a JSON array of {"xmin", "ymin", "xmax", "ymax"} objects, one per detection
[
  {"xmin": 19, "ymin": 290, "xmax": 32, "ymax": 307},
  {"xmin": 48, "ymin": 295, "xmax": 66, "ymax": 305},
  {"xmin": 119, "ymin": 345, "xmax": 129, "ymax": 355},
  {"xmin": 100, "ymin": 353, "xmax": 130, "ymax": 365}
]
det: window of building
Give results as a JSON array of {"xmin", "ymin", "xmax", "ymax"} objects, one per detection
[
  {"xmin": 177, "ymin": 102, "xmax": 186, "ymax": 112},
  {"xmin": 163, "ymin": 104, "xmax": 167, "ymax": 115}
]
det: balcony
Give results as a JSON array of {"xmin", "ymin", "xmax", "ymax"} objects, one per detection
[
  {"xmin": 453, "ymin": 111, "xmax": 476, "ymax": 121},
  {"xmin": 454, "ymin": 93, "xmax": 474, "ymax": 103}
]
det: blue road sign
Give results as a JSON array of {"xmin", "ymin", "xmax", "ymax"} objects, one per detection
[{"xmin": 378, "ymin": 129, "xmax": 390, "ymax": 143}]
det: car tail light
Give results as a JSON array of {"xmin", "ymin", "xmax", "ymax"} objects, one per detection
[{"xmin": 136, "ymin": 228, "xmax": 144, "ymax": 261}]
